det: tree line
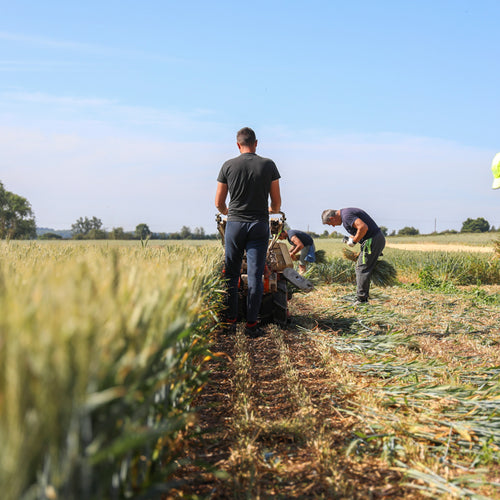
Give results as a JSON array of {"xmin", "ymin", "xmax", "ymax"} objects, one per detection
[
  {"xmin": 0, "ymin": 182, "xmax": 497, "ymax": 240},
  {"xmin": 60, "ymin": 217, "xmax": 218, "ymax": 240},
  {"xmin": 37, "ymin": 217, "xmax": 219, "ymax": 241}
]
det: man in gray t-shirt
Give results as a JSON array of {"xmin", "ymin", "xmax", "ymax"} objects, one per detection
[
  {"xmin": 217, "ymin": 149, "xmax": 280, "ymax": 223},
  {"xmin": 215, "ymin": 127, "xmax": 281, "ymax": 338},
  {"xmin": 322, "ymin": 207, "xmax": 385, "ymax": 304}
]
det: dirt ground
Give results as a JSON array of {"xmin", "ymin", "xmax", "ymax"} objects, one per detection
[
  {"xmin": 166, "ymin": 279, "xmax": 499, "ymax": 499},
  {"xmin": 167, "ymin": 323, "xmax": 413, "ymax": 499}
]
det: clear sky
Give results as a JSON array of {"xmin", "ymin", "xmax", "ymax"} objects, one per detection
[{"xmin": 1, "ymin": 0, "xmax": 499, "ymax": 235}]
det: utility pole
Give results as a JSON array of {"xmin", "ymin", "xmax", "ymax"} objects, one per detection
[{"xmin": 434, "ymin": 218, "xmax": 437, "ymax": 233}]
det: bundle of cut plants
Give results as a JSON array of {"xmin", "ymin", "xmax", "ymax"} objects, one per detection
[
  {"xmin": 342, "ymin": 247, "xmax": 398, "ymax": 286},
  {"xmin": 314, "ymin": 248, "xmax": 327, "ymax": 264}
]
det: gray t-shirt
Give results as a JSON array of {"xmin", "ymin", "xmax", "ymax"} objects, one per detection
[
  {"xmin": 217, "ymin": 153, "xmax": 280, "ymax": 222},
  {"xmin": 340, "ymin": 207, "xmax": 380, "ymax": 242}
]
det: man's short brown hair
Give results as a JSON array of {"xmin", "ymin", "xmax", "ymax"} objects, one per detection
[{"xmin": 237, "ymin": 127, "xmax": 257, "ymax": 146}]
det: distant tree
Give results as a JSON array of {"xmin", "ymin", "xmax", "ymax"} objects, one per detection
[
  {"xmin": 135, "ymin": 223, "xmax": 151, "ymax": 240},
  {"xmin": 87, "ymin": 228, "xmax": 108, "ymax": 240},
  {"xmin": 164, "ymin": 227, "xmax": 222, "ymax": 240},
  {"xmin": 110, "ymin": 227, "xmax": 131, "ymax": 240},
  {"xmin": 38, "ymin": 232, "xmax": 62, "ymax": 240},
  {"xmin": 180, "ymin": 226, "xmax": 191, "ymax": 239},
  {"xmin": 328, "ymin": 231, "xmax": 343, "ymax": 239},
  {"xmin": 321, "ymin": 230, "xmax": 329, "ymax": 238},
  {"xmin": 71, "ymin": 216, "xmax": 103, "ymax": 238},
  {"xmin": 193, "ymin": 226, "xmax": 205, "ymax": 239},
  {"xmin": 379, "ymin": 226, "xmax": 388, "ymax": 236},
  {"xmin": 461, "ymin": 217, "xmax": 490, "ymax": 233},
  {"xmin": 398, "ymin": 226, "xmax": 420, "ymax": 236},
  {"xmin": 0, "ymin": 181, "xmax": 37, "ymax": 239}
]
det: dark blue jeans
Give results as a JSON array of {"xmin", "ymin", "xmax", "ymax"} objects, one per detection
[{"xmin": 224, "ymin": 220, "xmax": 269, "ymax": 324}]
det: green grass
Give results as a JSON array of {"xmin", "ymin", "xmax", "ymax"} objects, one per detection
[
  {"xmin": 386, "ymin": 232, "xmax": 498, "ymax": 246},
  {"xmin": 313, "ymin": 236, "xmax": 500, "ymax": 286},
  {"xmin": 316, "ymin": 232, "xmax": 497, "ymax": 253}
]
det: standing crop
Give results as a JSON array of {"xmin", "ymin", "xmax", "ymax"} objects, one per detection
[{"xmin": 0, "ymin": 242, "xmax": 223, "ymax": 499}]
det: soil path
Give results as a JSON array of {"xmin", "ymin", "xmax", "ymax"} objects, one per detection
[
  {"xmin": 386, "ymin": 243, "xmax": 493, "ymax": 253},
  {"xmin": 167, "ymin": 319, "xmax": 418, "ymax": 499}
]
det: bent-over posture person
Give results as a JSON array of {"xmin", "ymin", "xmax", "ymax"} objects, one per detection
[
  {"xmin": 322, "ymin": 208, "xmax": 385, "ymax": 304},
  {"xmin": 279, "ymin": 229, "xmax": 315, "ymax": 273}
]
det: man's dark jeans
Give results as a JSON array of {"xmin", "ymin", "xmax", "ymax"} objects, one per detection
[
  {"xmin": 356, "ymin": 230, "xmax": 386, "ymax": 301},
  {"xmin": 224, "ymin": 220, "xmax": 269, "ymax": 324}
]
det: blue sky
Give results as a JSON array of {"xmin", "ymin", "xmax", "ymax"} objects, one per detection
[{"xmin": 1, "ymin": 0, "xmax": 499, "ymax": 235}]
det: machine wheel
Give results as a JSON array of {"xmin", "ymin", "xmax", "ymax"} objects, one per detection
[
  {"xmin": 240, "ymin": 282, "xmax": 289, "ymax": 325},
  {"xmin": 272, "ymin": 280, "xmax": 288, "ymax": 325},
  {"xmin": 259, "ymin": 293, "xmax": 274, "ymax": 324}
]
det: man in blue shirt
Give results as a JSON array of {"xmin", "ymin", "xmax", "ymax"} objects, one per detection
[
  {"xmin": 279, "ymin": 229, "xmax": 315, "ymax": 274},
  {"xmin": 322, "ymin": 208, "xmax": 385, "ymax": 305}
]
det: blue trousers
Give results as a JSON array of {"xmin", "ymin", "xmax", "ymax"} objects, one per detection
[{"xmin": 224, "ymin": 220, "xmax": 269, "ymax": 324}]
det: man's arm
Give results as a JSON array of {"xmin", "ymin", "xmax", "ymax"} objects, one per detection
[
  {"xmin": 269, "ymin": 179, "xmax": 281, "ymax": 213},
  {"xmin": 215, "ymin": 182, "xmax": 229, "ymax": 215},
  {"xmin": 289, "ymin": 234, "xmax": 304, "ymax": 258},
  {"xmin": 352, "ymin": 218, "xmax": 368, "ymax": 243}
]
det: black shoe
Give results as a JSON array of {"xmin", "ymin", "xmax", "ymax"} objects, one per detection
[{"xmin": 244, "ymin": 324, "xmax": 267, "ymax": 338}]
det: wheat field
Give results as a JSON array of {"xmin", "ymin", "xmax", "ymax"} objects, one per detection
[
  {"xmin": 0, "ymin": 241, "xmax": 223, "ymax": 499},
  {"xmin": 1, "ymin": 237, "xmax": 499, "ymax": 499}
]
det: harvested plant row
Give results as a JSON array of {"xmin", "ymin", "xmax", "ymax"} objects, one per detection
[{"xmin": 289, "ymin": 284, "xmax": 500, "ymax": 499}]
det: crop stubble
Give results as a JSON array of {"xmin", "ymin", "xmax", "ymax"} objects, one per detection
[{"xmin": 169, "ymin": 281, "xmax": 499, "ymax": 499}]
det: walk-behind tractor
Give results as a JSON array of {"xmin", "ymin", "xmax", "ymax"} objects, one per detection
[{"xmin": 216, "ymin": 212, "xmax": 314, "ymax": 325}]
